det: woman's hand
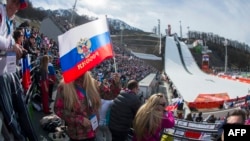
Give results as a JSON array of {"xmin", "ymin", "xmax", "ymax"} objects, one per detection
[
  {"xmin": 83, "ymin": 117, "xmax": 91, "ymax": 127},
  {"xmin": 49, "ymin": 79, "xmax": 54, "ymax": 83}
]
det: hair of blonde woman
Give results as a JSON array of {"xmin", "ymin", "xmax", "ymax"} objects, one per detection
[
  {"xmin": 40, "ymin": 55, "xmax": 49, "ymax": 72},
  {"xmin": 133, "ymin": 93, "xmax": 166, "ymax": 141},
  {"xmin": 48, "ymin": 55, "xmax": 53, "ymax": 62},
  {"xmin": 59, "ymin": 71, "xmax": 101, "ymax": 112}
]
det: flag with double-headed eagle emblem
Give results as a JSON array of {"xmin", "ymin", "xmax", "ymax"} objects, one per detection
[{"xmin": 58, "ymin": 17, "xmax": 113, "ymax": 83}]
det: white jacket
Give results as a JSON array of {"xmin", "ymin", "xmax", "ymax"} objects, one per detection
[{"xmin": 0, "ymin": 4, "xmax": 14, "ymax": 50}]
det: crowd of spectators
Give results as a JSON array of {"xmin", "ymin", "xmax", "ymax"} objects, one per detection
[{"xmin": 91, "ymin": 41, "xmax": 158, "ymax": 85}]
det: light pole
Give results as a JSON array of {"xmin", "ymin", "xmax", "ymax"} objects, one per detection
[
  {"xmin": 158, "ymin": 19, "xmax": 161, "ymax": 54},
  {"xmin": 187, "ymin": 26, "xmax": 190, "ymax": 44},
  {"xmin": 120, "ymin": 24, "xmax": 124, "ymax": 47},
  {"xmin": 179, "ymin": 20, "xmax": 182, "ymax": 39},
  {"xmin": 159, "ymin": 34, "xmax": 162, "ymax": 54},
  {"xmin": 224, "ymin": 39, "xmax": 228, "ymax": 73},
  {"xmin": 158, "ymin": 19, "xmax": 160, "ymax": 36},
  {"xmin": 71, "ymin": 0, "xmax": 78, "ymax": 26}
]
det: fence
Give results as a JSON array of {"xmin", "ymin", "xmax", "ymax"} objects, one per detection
[
  {"xmin": 21, "ymin": 57, "xmax": 40, "ymax": 105},
  {"xmin": 162, "ymin": 118, "xmax": 220, "ymax": 140}
]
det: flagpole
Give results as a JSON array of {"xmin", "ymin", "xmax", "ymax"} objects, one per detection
[
  {"xmin": 113, "ymin": 57, "xmax": 117, "ymax": 73},
  {"xmin": 71, "ymin": 0, "xmax": 78, "ymax": 26},
  {"xmin": 159, "ymin": 34, "xmax": 161, "ymax": 54},
  {"xmin": 104, "ymin": 15, "xmax": 118, "ymax": 73}
]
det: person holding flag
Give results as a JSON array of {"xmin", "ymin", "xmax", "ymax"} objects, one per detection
[
  {"xmin": 54, "ymin": 71, "xmax": 101, "ymax": 141},
  {"xmin": 55, "ymin": 16, "xmax": 113, "ymax": 141},
  {"xmin": 13, "ymin": 29, "xmax": 32, "ymax": 92}
]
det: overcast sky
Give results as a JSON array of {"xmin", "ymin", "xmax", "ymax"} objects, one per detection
[{"xmin": 30, "ymin": 0, "xmax": 250, "ymax": 46}]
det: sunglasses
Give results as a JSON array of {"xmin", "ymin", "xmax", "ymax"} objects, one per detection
[
  {"xmin": 159, "ymin": 103, "xmax": 166, "ymax": 107},
  {"xmin": 222, "ymin": 123, "xmax": 244, "ymax": 129},
  {"xmin": 224, "ymin": 123, "xmax": 243, "ymax": 126},
  {"xmin": 156, "ymin": 94, "xmax": 163, "ymax": 97}
]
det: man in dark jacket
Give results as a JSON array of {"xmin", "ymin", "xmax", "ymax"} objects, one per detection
[{"xmin": 109, "ymin": 80, "xmax": 141, "ymax": 141}]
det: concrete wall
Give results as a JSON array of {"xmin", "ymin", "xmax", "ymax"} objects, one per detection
[{"xmin": 40, "ymin": 17, "xmax": 63, "ymax": 42}]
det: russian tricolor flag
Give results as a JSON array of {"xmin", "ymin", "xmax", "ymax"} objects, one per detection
[
  {"xmin": 22, "ymin": 55, "xmax": 31, "ymax": 92},
  {"xmin": 58, "ymin": 17, "xmax": 113, "ymax": 83}
]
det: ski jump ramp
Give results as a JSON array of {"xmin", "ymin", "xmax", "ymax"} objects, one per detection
[{"xmin": 164, "ymin": 36, "xmax": 250, "ymax": 102}]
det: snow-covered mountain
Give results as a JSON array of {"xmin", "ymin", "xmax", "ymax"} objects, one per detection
[{"xmin": 45, "ymin": 8, "xmax": 143, "ymax": 32}]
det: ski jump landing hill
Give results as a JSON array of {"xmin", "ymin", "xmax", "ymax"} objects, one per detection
[{"xmin": 164, "ymin": 35, "xmax": 250, "ymax": 109}]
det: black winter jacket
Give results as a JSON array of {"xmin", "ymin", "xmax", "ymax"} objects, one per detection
[{"xmin": 109, "ymin": 91, "xmax": 141, "ymax": 132}]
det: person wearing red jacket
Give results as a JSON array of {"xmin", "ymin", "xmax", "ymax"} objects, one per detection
[
  {"xmin": 39, "ymin": 55, "xmax": 51, "ymax": 114},
  {"xmin": 108, "ymin": 73, "xmax": 121, "ymax": 99}
]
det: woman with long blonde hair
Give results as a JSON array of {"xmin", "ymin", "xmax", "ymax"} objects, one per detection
[
  {"xmin": 54, "ymin": 71, "xmax": 101, "ymax": 141},
  {"xmin": 133, "ymin": 93, "xmax": 175, "ymax": 141},
  {"xmin": 39, "ymin": 55, "xmax": 51, "ymax": 114}
]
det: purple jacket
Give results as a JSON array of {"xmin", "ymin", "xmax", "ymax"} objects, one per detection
[{"xmin": 133, "ymin": 112, "xmax": 175, "ymax": 141}]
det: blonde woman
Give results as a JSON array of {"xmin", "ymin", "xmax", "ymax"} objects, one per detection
[
  {"xmin": 39, "ymin": 55, "xmax": 51, "ymax": 114},
  {"xmin": 133, "ymin": 93, "xmax": 175, "ymax": 141},
  {"xmin": 48, "ymin": 55, "xmax": 56, "ymax": 100},
  {"xmin": 54, "ymin": 71, "xmax": 101, "ymax": 141}
]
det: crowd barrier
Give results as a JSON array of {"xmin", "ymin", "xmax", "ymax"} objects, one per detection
[
  {"xmin": 217, "ymin": 74, "xmax": 250, "ymax": 84},
  {"xmin": 21, "ymin": 54, "xmax": 59, "ymax": 104},
  {"xmin": 162, "ymin": 118, "xmax": 220, "ymax": 140},
  {"xmin": 20, "ymin": 57, "xmax": 39, "ymax": 105}
]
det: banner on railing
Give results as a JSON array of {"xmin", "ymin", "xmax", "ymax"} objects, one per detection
[{"xmin": 174, "ymin": 119, "xmax": 219, "ymax": 130}]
